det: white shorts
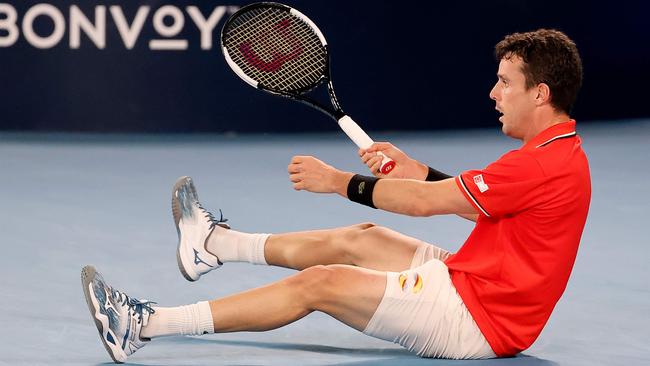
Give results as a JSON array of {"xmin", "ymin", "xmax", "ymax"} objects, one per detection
[{"xmin": 363, "ymin": 244, "xmax": 496, "ymax": 359}]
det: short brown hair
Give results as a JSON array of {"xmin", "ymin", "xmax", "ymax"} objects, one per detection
[{"xmin": 495, "ymin": 29, "xmax": 583, "ymax": 114}]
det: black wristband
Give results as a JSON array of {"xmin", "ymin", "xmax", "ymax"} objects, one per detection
[
  {"xmin": 347, "ymin": 174, "xmax": 379, "ymax": 209},
  {"xmin": 426, "ymin": 166, "xmax": 452, "ymax": 182}
]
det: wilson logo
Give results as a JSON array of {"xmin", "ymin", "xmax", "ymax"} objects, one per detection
[{"xmin": 0, "ymin": 3, "xmax": 239, "ymax": 50}]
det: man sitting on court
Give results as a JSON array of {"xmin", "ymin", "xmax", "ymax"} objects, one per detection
[{"xmin": 81, "ymin": 28, "xmax": 590, "ymax": 362}]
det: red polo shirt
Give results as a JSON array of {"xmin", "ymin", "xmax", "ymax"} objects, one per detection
[{"xmin": 447, "ymin": 121, "xmax": 591, "ymax": 357}]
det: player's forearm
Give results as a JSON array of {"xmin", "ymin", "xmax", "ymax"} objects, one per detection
[
  {"xmin": 372, "ymin": 179, "xmax": 451, "ymax": 217},
  {"xmin": 337, "ymin": 174, "xmax": 452, "ymax": 217},
  {"xmin": 332, "ymin": 171, "xmax": 356, "ymax": 198},
  {"xmin": 418, "ymin": 168, "xmax": 474, "ymax": 221},
  {"xmin": 408, "ymin": 159, "xmax": 430, "ymax": 180},
  {"xmin": 334, "ymin": 171, "xmax": 475, "ymax": 218}
]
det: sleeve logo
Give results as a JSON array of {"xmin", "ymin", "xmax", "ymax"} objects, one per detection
[{"xmin": 473, "ymin": 174, "xmax": 489, "ymax": 193}]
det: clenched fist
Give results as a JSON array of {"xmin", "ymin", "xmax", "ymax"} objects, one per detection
[{"xmin": 287, "ymin": 156, "xmax": 353, "ymax": 195}]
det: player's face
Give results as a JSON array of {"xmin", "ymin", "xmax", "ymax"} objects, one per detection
[{"xmin": 489, "ymin": 56, "xmax": 538, "ymax": 139}]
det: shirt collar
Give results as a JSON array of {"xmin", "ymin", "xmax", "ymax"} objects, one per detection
[{"xmin": 522, "ymin": 120, "xmax": 577, "ymax": 151}]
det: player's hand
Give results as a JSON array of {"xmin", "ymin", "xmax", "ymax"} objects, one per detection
[
  {"xmin": 288, "ymin": 156, "xmax": 353, "ymax": 194},
  {"xmin": 359, "ymin": 142, "xmax": 428, "ymax": 180}
]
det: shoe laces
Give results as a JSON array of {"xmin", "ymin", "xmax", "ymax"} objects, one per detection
[
  {"xmin": 197, "ymin": 202, "xmax": 229, "ymax": 229},
  {"xmin": 112, "ymin": 289, "xmax": 157, "ymax": 325}
]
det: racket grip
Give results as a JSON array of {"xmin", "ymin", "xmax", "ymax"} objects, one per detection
[{"xmin": 337, "ymin": 115, "xmax": 396, "ymax": 175}]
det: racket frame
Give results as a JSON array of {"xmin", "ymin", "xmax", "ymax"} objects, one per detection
[
  {"xmin": 220, "ymin": 2, "xmax": 395, "ymax": 174},
  {"xmin": 221, "ymin": 2, "xmax": 344, "ymax": 119}
]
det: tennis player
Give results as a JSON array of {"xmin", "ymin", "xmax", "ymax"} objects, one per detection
[{"xmin": 81, "ymin": 28, "xmax": 590, "ymax": 362}]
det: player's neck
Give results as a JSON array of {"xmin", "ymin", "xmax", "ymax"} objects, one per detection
[{"xmin": 522, "ymin": 110, "xmax": 571, "ymax": 144}]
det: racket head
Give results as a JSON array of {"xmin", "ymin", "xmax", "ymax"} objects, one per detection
[{"xmin": 221, "ymin": 2, "xmax": 329, "ymax": 95}]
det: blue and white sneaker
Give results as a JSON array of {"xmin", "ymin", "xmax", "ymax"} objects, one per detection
[
  {"xmin": 172, "ymin": 176, "xmax": 230, "ymax": 282},
  {"xmin": 81, "ymin": 265, "xmax": 156, "ymax": 363}
]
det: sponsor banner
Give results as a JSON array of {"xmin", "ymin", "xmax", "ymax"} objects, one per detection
[
  {"xmin": 1, "ymin": 1, "xmax": 648, "ymax": 132},
  {"xmin": 0, "ymin": 3, "xmax": 238, "ymax": 50}
]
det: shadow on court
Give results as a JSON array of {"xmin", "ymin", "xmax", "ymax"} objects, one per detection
[
  {"xmin": 172, "ymin": 337, "xmax": 412, "ymax": 357},
  {"xmin": 106, "ymin": 338, "xmax": 556, "ymax": 366},
  {"xmin": 326, "ymin": 354, "xmax": 557, "ymax": 366},
  {"xmin": 170, "ymin": 338, "xmax": 558, "ymax": 366},
  {"xmin": 108, "ymin": 337, "xmax": 557, "ymax": 366}
]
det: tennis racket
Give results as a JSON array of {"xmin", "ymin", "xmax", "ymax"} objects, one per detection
[{"xmin": 220, "ymin": 2, "xmax": 395, "ymax": 175}]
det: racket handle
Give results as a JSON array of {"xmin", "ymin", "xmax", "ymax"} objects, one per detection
[{"xmin": 337, "ymin": 115, "xmax": 396, "ymax": 175}]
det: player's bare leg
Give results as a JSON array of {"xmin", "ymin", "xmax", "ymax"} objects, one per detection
[
  {"xmin": 209, "ymin": 264, "xmax": 386, "ymax": 332},
  {"xmin": 264, "ymin": 223, "xmax": 429, "ymax": 272}
]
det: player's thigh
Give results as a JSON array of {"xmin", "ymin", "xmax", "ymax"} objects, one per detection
[
  {"xmin": 351, "ymin": 225, "xmax": 450, "ymax": 272},
  {"xmin": 300, "ymin": 264, "xmax": 387, "ymax": 332},
  {"xmin": 340, "ymin": 224, "xmax": 430, "ymax": 271}
]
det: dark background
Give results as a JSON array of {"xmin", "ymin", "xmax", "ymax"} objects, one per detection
[{"xmin": 1, "ymin": 0, "xmax": 649, "ymax": 133}]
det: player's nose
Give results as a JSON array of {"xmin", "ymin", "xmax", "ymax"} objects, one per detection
[{"xmin": 489, "ymin": 83, "xmax": 499, "ymax": 101}]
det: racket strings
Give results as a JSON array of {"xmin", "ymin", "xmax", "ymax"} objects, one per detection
[
  {"xmin": 224, "ymin": 7, "xmax": 326, "ymax": 92},
  {"xmin": 228, "ymin": 10, "xmax": 323, "ymax": 90},
  {"xmin": 230, "ymin": 9, "xmax": 322, "ymax": 85}
]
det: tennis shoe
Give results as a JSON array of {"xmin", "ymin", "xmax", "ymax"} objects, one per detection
[
  {"xmin": 172, "ymin": 176, "xmax": 230, "ymax": 282},
  {"xmin": 81, "ymin": 265, "xmax": 155, "ymax": 363}
]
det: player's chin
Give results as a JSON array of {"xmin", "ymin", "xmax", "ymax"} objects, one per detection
[
  {"xmin": 500, "ymin": 125, "xmax": 521, "ymax": 140},
  {"xmin": 500, "ymin": 121, "xmax": 512, "ymax": 136}
]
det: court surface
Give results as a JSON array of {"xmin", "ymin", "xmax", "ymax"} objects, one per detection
[{"xmin": 1, "ymin": 120, "xmax": 648, "ymax": 365}]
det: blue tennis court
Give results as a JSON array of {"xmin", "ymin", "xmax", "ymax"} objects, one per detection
[{"xmin": 1, "ymin": 119, "xmax": 648, "ymax": 365}]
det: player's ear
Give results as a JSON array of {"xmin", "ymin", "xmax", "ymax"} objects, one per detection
[{"xmin": 535, "ymin": 83, "xmax": 551, "ymax": 106}]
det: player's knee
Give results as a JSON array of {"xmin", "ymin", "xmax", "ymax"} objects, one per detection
[
  {"xmin": 286, "ymin": 265, "xmax": 330, "ymax": 292},
  {"xmin": 354, "ymin": 222, "xmax": 376, "ymax": 231},
  {"xmin": 288, "ymin": 265, "xmax": 339, "ymax": 309},
  {"xmin": 333, "ymin": 223, "xmax": 377, "ymax": 261},
  {"xmin": 362, "ymin": 223, "xmax": 391, "ymax": 237},
  {"xmin": 343, "ymin": 222, "xmax": 393, "ymax": 246},
  {"xmin": 342, "ymin": 222, "xmax": 377, "ymax": 243}
]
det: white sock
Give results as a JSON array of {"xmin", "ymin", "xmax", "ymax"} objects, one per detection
[
  {"xmin": 207, "ymin": 227, "xmax": 270, "ymax": 265},
  {"xmin": 141, "ymin": 301, "xmax": 214, "ymax": 338}
]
